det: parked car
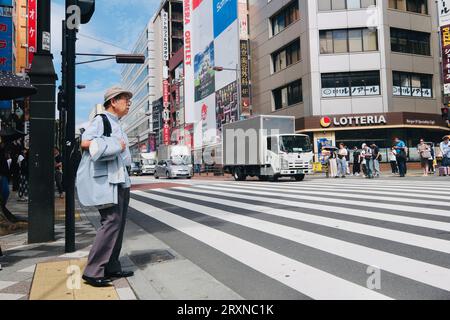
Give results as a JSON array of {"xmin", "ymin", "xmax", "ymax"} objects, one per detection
[
  {"xmin": 130, "ymin": 162, "xmax": 142, "ymax": 176},
  {"xmin": 154, "ymin": 159, "xmax": 193, "ymax": 179}
]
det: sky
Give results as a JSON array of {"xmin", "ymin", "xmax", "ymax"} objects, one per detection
[{"xmin": 50, "ymin": 0, "xmax": 161, "ymax": 129}]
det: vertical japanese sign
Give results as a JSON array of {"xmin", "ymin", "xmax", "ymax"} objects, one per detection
[
  {"xmin": 162, "ymin": 10, "xmax": 169, "ymax": 61},
  {"xmin": 163, "ymin": 79, "xmax": 170, "ymax": 145},
  {"xmin": 240, "ymin": 40, "xmax": 250, "ymax": 114},
  {"xmin": 28, "ymin": 0, "xmax": 36, "ymax": 67},
  {"xmin": 441, "ymin": 25, "xmax": 450, "ymax": 94},
  {"xmin": 183, "ymin": 0, "xmax": 195, "ymax": 123},
  {"xmin": 439, "ymin": 1, "xmax": 450, "ymax": 94},
  {"xmin": 0, "ymin": 2, "xmax": 13, "ymax": 109}
]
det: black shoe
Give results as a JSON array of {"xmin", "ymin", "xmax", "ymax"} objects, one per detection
[
  {"xmin": 105, "ymin": 270, "xmax": 134, "ymax": 278},
  {"xmin": 82, "ymin": 275, "xmax": 112, "ymax": 287}
]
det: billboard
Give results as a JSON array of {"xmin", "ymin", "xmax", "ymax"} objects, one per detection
[
  {"xmin": 0, "ymin": 5, "xmax": 12, "ymax": 109},
  {"xmin": 184, "ymin": 0, "xmax": 242, "ymax": 152},
  {"xmin": 28, "ymin": 0, "xmax": 36, "ymax": 67}
]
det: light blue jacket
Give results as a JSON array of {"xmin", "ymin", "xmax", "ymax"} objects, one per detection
[{"xmin": 76, "ymin": 136, "xmax": 130, "ymax": 207}]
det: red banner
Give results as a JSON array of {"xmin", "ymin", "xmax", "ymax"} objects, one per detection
[
  {"xmin": 28, "ymin": 0, "xmax": 36, "ymax": 67},
  {"xmin": 163, "ymin": 123, "xmax": 170, "ymax": 146}
]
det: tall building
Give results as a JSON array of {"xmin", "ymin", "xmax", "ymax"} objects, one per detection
[
  {"xmin": 121, "ymin": 21, "xmax": 156, "ymax": 161},
  {"xmin": 151, "ymin": 0, "xmax": 184, "ymax": 148},
  {"xmin": 13, "ymin": 0, "xmax": 27, "ymax": 73},
  {"xmin": 249, "ymin": 0, "xmax": 449, "ymax": 157}
]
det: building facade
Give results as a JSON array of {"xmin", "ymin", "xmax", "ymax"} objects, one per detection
[
  {"xmin": 121, "ymin": 21, "xmax": 156, "ymax": 161},
  {"xmin": 13, "ymin": 0, "xmax": 27, "ymax": 74},
  {"xmin": 249, "ymin": 0, "xmax": 449, "ymax": 159}
]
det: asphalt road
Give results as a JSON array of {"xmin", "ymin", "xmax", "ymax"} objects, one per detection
[{"xmin": 127, "ymin": 176, "xmax": 450, "ymax": 300}]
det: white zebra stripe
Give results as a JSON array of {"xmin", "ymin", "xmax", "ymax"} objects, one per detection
[
  {"xmin": 129, "ymin": 197, "xmax": 390, "ymax": 300},
  {"xmin": 133, "ymin": 190, "xmax": 450, "ymax": 293}
]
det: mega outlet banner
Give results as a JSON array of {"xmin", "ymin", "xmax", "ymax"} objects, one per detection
[{"xmin": 184, "ymin": 0, "xmax": 242, "ymax": 149}]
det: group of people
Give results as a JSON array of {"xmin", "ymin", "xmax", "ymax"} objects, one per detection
[
  {"xmin": 323, "ymin": 136, "xmax": 450, "ymax": 179},
  {"xmin": 0, "ymin": 142, "xmax": 29, "ymax": 204}
]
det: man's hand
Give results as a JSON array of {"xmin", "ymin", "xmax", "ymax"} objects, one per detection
[{"xmin": 81, "ymin": 140, "xmax": 91, "ymax": 150}]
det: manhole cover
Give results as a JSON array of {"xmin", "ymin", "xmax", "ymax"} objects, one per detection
[{"xmin": 129, "ymin": 250, "xmax": 175, "ymax": 268}]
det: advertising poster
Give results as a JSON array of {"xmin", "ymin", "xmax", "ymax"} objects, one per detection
[
  {"xmin": 186, "ymin": 0, "xmax": 243, "ymax": 153},
  {"xmin": 0, "ymin": 3, "xmax": 12, "ymax": 109},
  {"xmin": 194, "ymin": 41, "xmax": 215, "ymax": 101},
  {"xmin": 28, "ymin": 0, "xmax": 36, "ymax": 67},
  {"xmin": 215, "ymin": 81, "xmax": 239, "ymax": 142},
  {"xmin": 442, "ymin": 25, "xmax": 450, "ymax": 94}
]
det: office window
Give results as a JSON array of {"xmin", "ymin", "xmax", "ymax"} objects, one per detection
[
  {"xmin": 272, "ymin": 39, "xmax": 300, "ymax": 72},
  {"xmin": 320, "ymin": 28, "xmax": 378, "ymax": 53},
  {"xmin": 273, "ymin": 79, "xmax": 303, "ymax": 110},
  {"xmin": 321, "ymin": 71, "xmax": 381, "ymax": 97},
  {"xmin": 389, "ymin": 0, "xmax": 428, "ymax": 14},
  {"xmin": 391, "ymin": 28, "xmax": 430, "ymax": 55},
  {"xmin": 318, "ymin": 0, "xmax": 376, "ymax": 11},
  {"xmin": 393, "ymin": 71, "xmax": 432, "ymax": 97},
  {"xmin": 270, "ymin": 1, "xmax": 299, "ymax": 36}
]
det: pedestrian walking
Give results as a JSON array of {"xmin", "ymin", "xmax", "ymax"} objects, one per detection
[
  {"xmin": 362, "ymin": 143, "xmax": 374, "ymax": 179},
  {"xmin": 389, "ymin": 147, "xmax": 398, "ymax": 175},
  {"xmin": 428, "ymin": 144, "xmax": 436, "ymax": 174},
  {"xmin": 337, "ymin": 143, "xmax": 348, "ymax": 178},
  {"xmin": 417, "ymin": 139, "xmax": 432, "ymax": 176},
  {"xmin": 370, "ymin": 143, "xmax": 381, "ymax": 177},
  {"xmin": 54, "ymin": 147, "xmax": 64, "ymax": 198},
  {"xmin": 393, "ymin": 137, "xmax": 407, "ymax": 177},
  {"xmin": 78, "ymin": 87, "xmax": 134, "ymax": 287},
  {"xmin": 352, "ymin": 146, "xmax": 361, "ymax": 176},
  {"xmin": 440, "ymin": 136, "xmax": 450, "ymax": 167}
]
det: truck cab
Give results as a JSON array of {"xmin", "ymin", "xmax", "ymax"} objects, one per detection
[{"xmin": 265, "ymin": 134, "xmax": 313, "ymax": 180}]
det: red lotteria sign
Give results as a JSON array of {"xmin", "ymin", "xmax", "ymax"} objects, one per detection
[
  {"xmin": 320, "ymin": 117, "xmax": 332, "ymax": 128},
  {"xmin": 28, "ymin": 0, "xmax": 36, "ymax": 67}
]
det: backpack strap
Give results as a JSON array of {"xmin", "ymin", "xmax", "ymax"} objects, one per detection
[{"xmin": 96, "ymin": 114, "xmax": 112, "ymax": 137}]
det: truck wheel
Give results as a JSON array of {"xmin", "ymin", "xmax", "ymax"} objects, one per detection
[
  {"xmin": 270, "ymin": 175, "xmax": 279, "ymax": 182},
  {"xmin": 258, "ymin": 176, "xmax": 269, "ymax": 181},
  {"xmin": 233, "ymin": 168, "xmax": 246, "ymax": 181},
  {"xmin": 294, "ymin": 174, "xmax": 305, "ymax": 181}
]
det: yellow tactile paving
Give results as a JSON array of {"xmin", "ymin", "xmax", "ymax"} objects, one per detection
[{"xmin": 29, "ymin": 259, "xmax": 119, "ymax": 300}]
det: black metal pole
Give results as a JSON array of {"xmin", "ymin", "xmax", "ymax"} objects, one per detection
[
  {"xmin": 64, "ymin": 0, "xmax": 77, "ymax": 253},
  {"xmin": 28, "ymin": 0, "xmax": 57, "ymax": 243}
]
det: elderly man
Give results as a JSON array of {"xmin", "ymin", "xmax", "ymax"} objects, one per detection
[{"xmin": 80, "ymin": 87, "xmax": 134, "ymax": 287}]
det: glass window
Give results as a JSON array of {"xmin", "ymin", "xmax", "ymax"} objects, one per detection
[
  {"xmin": 333, "ymin": 29, "xmax": 348, "ymax": 53},
  {"xmin": 318, "ymin": 0, "xmax": 332, "ymax": 11},
  {"xmin": 332, "ymin": 0, "xmax": 346, "ymax": 10},
  {"xmin": 320, "ymin": 30, "xmax": 334, "ymax": 54},
  {"xmin": 363, "ymin": 28, "xmax": 378, "ymax": 51},
  {"xmin": 348, "ymin": 29, "xmax": 363, "ymax": 52},
  {"xmin": 270, "ymin": 1, "xmax": 299, "ymax": 36},
  {"xmin": 347, "ymin": 0, "xmax": 361, "ymax": 9},
  {"xmin": 321, "ymin": 71, "xmax": 381, "ymax": 97},
  {"xmin": 273, "ymin": 79, "xmax": 303, "ymax": 110}
]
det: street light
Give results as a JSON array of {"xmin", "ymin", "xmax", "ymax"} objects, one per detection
[
  {"xmin": 212, "ymin": 65, "xmax": 250, "ymax": 119},
  {"xmin": 75, "ymin": 53, "xmax": 145, "ymax": 65}
]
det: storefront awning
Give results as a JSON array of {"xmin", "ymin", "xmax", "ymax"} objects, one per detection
[{"xmin": 0, "ymin": 71, "xmax": 37, "ymax": 100}]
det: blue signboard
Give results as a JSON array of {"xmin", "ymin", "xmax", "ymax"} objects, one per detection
[
  {"xmin": 0, "ymin": 1, "xmax": 12, "ymax": 7},
  {"xmin": 213, "ymin": 0, "xmax": 237, "ymax": 38},
  {"xmin": 0, "ymin": 11, "xmax": 13, "ymax": 108}
]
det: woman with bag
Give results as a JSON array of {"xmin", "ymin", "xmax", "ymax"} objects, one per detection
[{"xmin": 418, "ymin": 139, "xmax": 431, "ymax": 176}]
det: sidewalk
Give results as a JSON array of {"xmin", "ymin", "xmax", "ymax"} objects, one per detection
[{"xmin": 0, "ymin": 192, "xmax": 136, "ymax": 300}]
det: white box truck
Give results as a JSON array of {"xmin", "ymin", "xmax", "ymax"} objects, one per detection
[
  {"xmin": 140, "ymin": 152, "xmax": 157, "ymax": 175},
  {"xmin": 157, "ymin": 145, "xmax": 192, "ymax": 165},
  {"xmin": 222, "ymin": 115, "xmax": 313, "ymax": 181}
]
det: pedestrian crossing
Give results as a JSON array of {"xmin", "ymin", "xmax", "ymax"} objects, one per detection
[{"xmin": 128, "ymin": 179, "xmax": 450, "ymax": 300}]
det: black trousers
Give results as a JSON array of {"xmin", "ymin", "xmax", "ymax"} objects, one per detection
[
  {"xmin": 83, "ymin": 186, "xmax": 130, "ymax": 278},
  {"xmin": 397, "ymin": 157, "xmax": 407, "ymax": 176},
  {"xmin": 390, "ymin": 161, "xmax": 398, "ymax": 174},
  {"xmin": 352, "ymin": 162, "xmax": 361, "ymax": 174}
]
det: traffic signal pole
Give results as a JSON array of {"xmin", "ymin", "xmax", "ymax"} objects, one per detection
[
  {"xmin": 64, "ymin": 0, "xmax": 77, "ymax": 253},
  {"xmin": 28, "ymin": 0, "xmax": 57, "ymax": 243}
]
